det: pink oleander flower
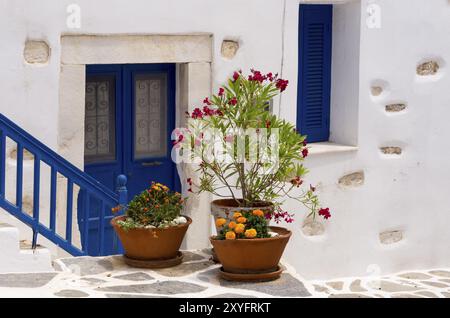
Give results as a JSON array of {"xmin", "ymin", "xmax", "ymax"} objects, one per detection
[
  {"xmin": 203, "ymin": 97, "xmax": 212, "ymax": 105},
  {"xmin": 228, "ymin": 97, "xmax": 237, "ymax": 106},
  {"xmin": 319, "ymin": 208, "xmax": 331, "ymax": 220},
  {"xmin": 248, "ymin": 69, "xmax": 266, "ymax": 83},
  {"xmin": 302, "ymin": 148, "xmax": 308, "ymax": 158},
  {"xmin": 203, "ymin": 106, "xmax": 215, "ymax": 116},
  {"xmin": 191, "ymin": 108, "xmax": 203, "ymax": 119},
  {"xmin": 275, "ymin": 78, "xmax": 289, "ymax": 92}
]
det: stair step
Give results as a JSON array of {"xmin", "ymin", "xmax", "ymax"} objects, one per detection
[
  {"xmin": 0, "ymin": 223, "xmax": 54, "ymax": 273},
  {"xmin": 19, "ymin": 240, "xmax": 45, "ymax": 250}
]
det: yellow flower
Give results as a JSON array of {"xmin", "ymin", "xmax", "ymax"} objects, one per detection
[
  {"xmin": 252, "ymin": 209, "xmax": 264, "ymax": 217},
  {"xmin": 233, "ymin": 212, "xmax": 242, "ymax": 219},
  {"xmin": 151, "ymin": 185, "xmax": 161, "ymax": 191},
  {"xmin": 237, "ymin": 216, "xmax": 247, "ymax": 224},
  {"xmin": 215, "ymin": 218, "xmax": 227, "ymax": 227},
  {"xmin": 228, "ymin": 221, "xmax": 237, "ymax": 229},
  {"xmin": 245, "ymin": 228, "xmax": 257, "ymax": 238},
  {"xmin": 234, "ymin": 223, "xmax": 245, "ymax": 234},
  {"xmin": 225, "ymin": 231, "xmax": 236, "ymax": 240}
]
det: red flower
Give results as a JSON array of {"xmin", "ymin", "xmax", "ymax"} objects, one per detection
[
  {"xmin": 290, "ymin": 176, "xmax": 303, "ymax": 187},
  {"xmin": 318, "ymin": 208, "xmax": 331, "ymax": 220},
  {"xmin": 266, "ymin": 72, "xmax": 274, "ymax": 81},
  {"xmin": 203, "ymin": 97, "xmax": 212, "ymax": 105},
  {"xmin": 248, "ymin": 69, "xmax": 266, "ymax": 83},
  {"xmin": 272, "ymin": 208, "xmax": 295, "ymax": 224},
  {"xmin": 265, "ymin": 120, "xmax": 271, "ymax": 128},
  {"xmin": 203, "ymin": 106, "xmax": 215, "ymax": 116},
  {"xmin": 275, "ymin": 78, "xmax": 289, "ymax": 92},
  {"xmin": 310, "ymin": 184, "xmax": 316, "ymax": 192},
  {"xmin": 218, "ymin": 88, "xmax": 225, "ymax": 96},
  {"xmin": 228, "ymin": 97, "xmax": 237, "ymax": 106},
  {"xmin": 187, "ymin": 178, "xmax": 193, "ymax": 186},
  {"xmin": 302, "ymin": 148, "xmax": 308, "ymax": 158},
  {"xmin": 232, "ymin": 71, "xmax": 240, "ymax": 81},
  {"xmin": 191, "ymin": 108, "xmax": 203, "ymax": 119}
]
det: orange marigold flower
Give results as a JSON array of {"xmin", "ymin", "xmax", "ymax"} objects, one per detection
[
  {"xmin": 245, "ymin": 228, "xmax": 257, "ymax": 238},
  {"xmin": 252, "ymin": 209, "xmax": 264, "ymax": 217},
  {"xmin": 228, "ymin": 221, "xmax": 237, "ymax": 229},
  {"xmin": 111, "ymin": 206, "xmax": 121, "ymax": 214},
  {"xmin": 237, "ymin": 216, "xmax": 247, "ymax": 224},
  {"xmin": 225, "ymin": 231, "xmax": 236, "ymax": 240},
  {"xmin": 234, "ymin": 223, "xmax": 245, "ymax": 234},
  {"xmin": 233, "ymin": 212, "xmax": 242, "ymax": 219},
  {"xmin": 215, "ymin": 218, "xmax": 227, "ymax": 227}
]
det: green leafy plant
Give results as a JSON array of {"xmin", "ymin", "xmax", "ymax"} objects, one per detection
[
  {"xmin": 175, "ymin": 69, "xmax": 331, "ymax": 224},
  {"xmin": 114, "ymin": 182, "xmax": 186, "ymax": 230}
]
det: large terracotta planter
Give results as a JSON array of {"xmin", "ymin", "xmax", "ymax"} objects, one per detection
[
  {"xmin": 210, "ymin": 226, "xmax": 291, "ymax": 276},
  {"xmin": 111, "ymin": 215, "xmax": 191, "ymax": 262}
]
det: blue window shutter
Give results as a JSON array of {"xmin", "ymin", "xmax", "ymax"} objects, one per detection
[{"xmin": 297, "ymin": 4, "xmax": 332, "ymax": 142}]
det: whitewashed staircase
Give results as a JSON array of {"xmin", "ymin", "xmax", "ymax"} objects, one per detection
[{"xmin": 0, "ymin": 222, "xmax": 53, "ymax": 273}]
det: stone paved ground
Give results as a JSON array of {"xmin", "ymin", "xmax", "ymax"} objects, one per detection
[{"xmin": 1, "ymin": 250, "xmax": 450, "ymax": 298}]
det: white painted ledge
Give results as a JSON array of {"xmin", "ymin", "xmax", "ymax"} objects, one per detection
[{"xmin": 308, "ymin": 142, "xmax": 358, "ymax": 156}]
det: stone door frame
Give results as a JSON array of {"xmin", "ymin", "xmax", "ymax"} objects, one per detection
[{"xmin": 58, "ymin": 34, "xmax": 213, "ymax": 251}]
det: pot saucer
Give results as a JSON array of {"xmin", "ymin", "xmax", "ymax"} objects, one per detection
[
  {"xmin": 123, "ymin": 251, "xmax": 183, "ymax": 269},
  {"xmin": 218, "ymin": 265, "xmax": 283, "ymax": 282}
]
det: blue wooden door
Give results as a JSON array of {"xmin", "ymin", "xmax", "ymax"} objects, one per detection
[{"xmin": 80, "ymin": 64, "xmax": 177, "ymax": 256}]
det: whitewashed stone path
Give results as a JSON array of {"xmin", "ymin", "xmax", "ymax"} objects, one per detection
[{"xmin": 1, "ymin": 249, "xmax": 450, "ymax": 298}]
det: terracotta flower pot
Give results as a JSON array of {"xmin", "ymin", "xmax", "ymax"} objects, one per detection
[
  {"xmin": 210, "ymin": 226, "xmax": 291, "ymax": 276},
  {"xmin": 111, "ymin": 215, "xmax": 191, "ymax": 261},
  {"xmin": 211, "ymin": 198, "xmax": 274, "ymax": 232}
]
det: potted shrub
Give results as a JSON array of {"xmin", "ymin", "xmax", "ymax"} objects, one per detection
[
  {"xmin": 176, "ymin": 69, "xmax": 331, "ymax": 281},
  {"xmin": 111, "ymin": 182, "xmax": 191, "ymax": 268}
]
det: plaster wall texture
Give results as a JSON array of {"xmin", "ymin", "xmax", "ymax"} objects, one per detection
[{"xmin": 0, "ymin": 0, "xmax": 449, "ymax": 279}]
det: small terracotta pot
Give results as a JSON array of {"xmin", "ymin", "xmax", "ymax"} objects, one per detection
[
  {"xmin": 211, "ymin": 199, "xmax": 274, "ymax": 232},
  {"xmin": 111, "ymin": 215, "xmax": 192, "ymax": 260},
  {"xmin": 210, "ymin": 226, "xmax": 291, "ymax": 274}
]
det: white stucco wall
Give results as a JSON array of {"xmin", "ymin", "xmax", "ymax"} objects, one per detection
[{"xmin": 1, "ymin": 0, "xmax": 450, "ymax": 279}]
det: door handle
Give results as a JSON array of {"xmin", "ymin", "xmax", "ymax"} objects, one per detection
[{"xmin": 141, "ymin": 161, "xmax": 163, "ymax": 167}]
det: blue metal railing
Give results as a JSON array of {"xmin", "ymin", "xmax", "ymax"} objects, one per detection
[{"xmin": 0, "ymin": 113, "xmax": 127, "ymax": 256}]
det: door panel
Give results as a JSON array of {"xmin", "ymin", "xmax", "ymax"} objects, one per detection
[
  {"xmin": 133, "ymin": 73, "xmax": 167, "ymax": 159},
  {"xmin": 80, "ymin": 64, "xmax": 176, "ymax": 256},
  {"xmin": 124, "ymin": 64, "xmax": 176, "ymax": 199},
  {"xmin": 84, "ymin": 76, "xmax": 117, "ymax": 163},
  {"xmin": 80, "ymin": 66, "xmax": 123, "ymax": 256}
]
